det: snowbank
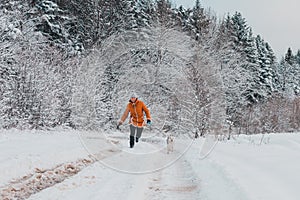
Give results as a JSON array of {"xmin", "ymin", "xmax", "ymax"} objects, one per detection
[{"xmin": 186, "ymin": 133, "xmax": 300, "ymax": 200}]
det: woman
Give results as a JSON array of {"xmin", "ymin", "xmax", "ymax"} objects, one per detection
[{"xmin": 118, "ymin": 93, "xmax": 151, "ymax": 148}]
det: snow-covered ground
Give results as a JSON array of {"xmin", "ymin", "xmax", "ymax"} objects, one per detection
[{"xmin": 1, "ymin": 129, "xmax": 300, "ymax": 200}]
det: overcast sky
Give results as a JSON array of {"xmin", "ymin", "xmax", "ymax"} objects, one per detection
[{"xmin": 172, "ymin": 0, "xmax": 300, "ymax": 58}]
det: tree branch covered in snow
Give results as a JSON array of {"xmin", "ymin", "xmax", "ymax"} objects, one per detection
[{"xmin": 0, "ymin": 0, "xmax": 300, "ymax": 134}]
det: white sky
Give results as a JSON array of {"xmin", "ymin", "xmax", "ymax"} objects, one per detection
[{"xmin": 172, "ymin": 0, "xmax": 300, "ymax": 58}]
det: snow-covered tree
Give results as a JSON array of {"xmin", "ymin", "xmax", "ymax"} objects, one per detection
[
  {"xmin": 295, "ymin": 50, "xmax": 300, "ymax": 65},
  {"xmin": 26, "ymin": 0, "xmax": 85, "ymax": 53},
  {"xmin": 255, "ymin": 35, "xmax": 277, "ymax": 96},
  {"xmin": 0, "ymin": 0, "xmax": 30, "ymax": 128},
  {"xmin": 154, "ymin": 0, "xmax": 174, "ymax": 26},
  {"xmin": 0, "ymin": 1, "xmax": 75, "ymax": 129},
  {"xmin": 189, "ymin": 0, "xmax": 210, "ymax": 41},
  {"xmin": 229, "ymin": 12, "xmax": 249, "ymax": 51},
  {"xmin": 277, "ymin": 48, "xmax": 300, "ymax": 95},
  {"xmin": 70, "ymin": 52, "xmax": 102, "ymax": 129},
  {"xmin": 92, "ymin": 24, "xmax": 195, "ymax": 132},
  {"xmin": 2, "ymin": 0, "xmax": 299, "ymax": 134},
  {"xmin": 224, "ymin": 12, "xmax": 271, "ymax": 104},
  {"xmin": 121, "ymin": 0, "xmax": 154, "ymax": 30},
  {"xmin": 182, "ymin": 44, "xmax": 227, "ymax": 136}
]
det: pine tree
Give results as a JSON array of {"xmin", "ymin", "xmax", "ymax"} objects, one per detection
[
  {"xmin": 295, "ymin": 50, "xmax": 300, "ymax": 65},
  {"xmin": 173, "ymin": 5, "xmax": 192, "ymax": 32},
  {"xmin": 230, "ymin": 12, "xmax": 249, "ymax": 51},
  {"xmin": 189, "ymin": 0, "xmax": 210, "ymax": 41},
  {"xmin": 28, "ymin": 0, "xmax": 84, "ymax": 54},
  {"xmin": 229, "ymin": 13, "xmax": 261, "ymax": 104},
  {"xmin": 59, "ymin": 0, "xmax": 100, "ymax": 48},
  {"xmin": 241, "ymin": 29, "xmax": 260, "ymax": 105},
  {"xmin": 285, "ymin": 47, "xmax": 294, "ymax": 65},
  {"xmin": 265, "ymin": 42, "xmax": 280, "ymax": 92},
  {"xmin": 256, "ymin": 35, "xmax": 274, "ymax": 96},
  {"xmin": 154, "ymin": 0, "xmax": 174, "ymax": 26},
  {"xmin": 121, "ymin": 0, "xmax": 153, "ymax": 30},
  {"xmin": 96, "ymin": 0, "xmax": 124, "ymax": 40},
  {"xmin": 279, "ymin": 48, "xmax": 300, "ymax": 95}
]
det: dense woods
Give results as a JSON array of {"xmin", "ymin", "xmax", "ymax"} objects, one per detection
[{"xmin": 1, "ymin": 0, "xmax": 299, "ymax": 135}]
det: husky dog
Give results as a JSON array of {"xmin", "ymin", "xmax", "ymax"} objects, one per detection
[{"xmin": 166, "ymin": 135, "xmax": 174, "ymax": 154}]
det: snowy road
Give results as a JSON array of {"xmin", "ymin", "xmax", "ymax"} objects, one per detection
[
  {"xmin": 27, "ymin": 134, "xmax": 201, "ymax": 200},
  {"xmin": 1, "ymin": 130, "xmax": 300, "ymax": 200},
  {"xmin": 28, "ymin": 153, "xmax": 201, "ymax": 200}
]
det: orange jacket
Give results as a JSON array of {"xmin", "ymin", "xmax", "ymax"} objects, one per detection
[{"xmin": 120, "ymin": 99, "xmax": 151, "ymax": 127}]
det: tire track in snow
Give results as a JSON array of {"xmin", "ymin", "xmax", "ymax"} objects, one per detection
[
  {"xmin": 0, "ymin": 147, "xmax": 121, "ymax": 200},
  {"xmin": 147, "ymin": 152, "xmax": 201, "ymax": 200},
  {"xmin": 0, "ymin": 158, "xmax": 94, "ymax": 200}
]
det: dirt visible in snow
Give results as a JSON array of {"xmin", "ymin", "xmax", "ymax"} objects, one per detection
[{"xmin": 0, "ymin": 158, "xmax": 94, "ymax": 200}]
